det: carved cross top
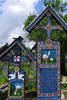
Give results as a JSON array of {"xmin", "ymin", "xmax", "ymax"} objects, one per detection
[{"xmin": 34, "ymin": 12, "xmax": 63, "ymax": 39}]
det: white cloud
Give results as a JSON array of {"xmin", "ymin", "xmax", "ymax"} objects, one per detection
[
  {"xmin": 7, "ymin": 26, "xmax": 26, "ymax": 43},
  {"xmin": 0, "ymin": 0, "xmax": 38, "ymax": 47},
  {"xmin": 25, "ymin": 41, "xmax": 36, "ymax": 49},
  {"xmin": 8, "ymin": 5, "xmax": 24, "ymax": 14},
  {"xmin": 63, "ymin": 0, "xmax": 67, "ymax": 2}
]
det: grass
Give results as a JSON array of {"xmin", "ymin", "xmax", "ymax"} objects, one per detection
[
  {"xmin": 61, "ymin": 84, "xmax": 67, "ymax": 90},
  {"xmin": 0, "ymin": 75, "xmax": 8, "ymax": 86},
  {"xmin": 0, "ymin": 61, "xmax": 8, "ymax": 86},
  {"xmin": 42, "ymin": 58, "xmax": 56, "ymax": 64}
]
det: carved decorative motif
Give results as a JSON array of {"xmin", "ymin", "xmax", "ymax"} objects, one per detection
[{"xmin": 46, "ymin": 25, "xmax": 52, "ymax": 30}]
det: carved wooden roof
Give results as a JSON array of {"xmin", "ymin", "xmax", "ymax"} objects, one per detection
[
  {"xmin": 0, "ymin": 36, "xmax": 36, "ymax": 62},
  {"xmin": 0, "ymin": 43, "xmax": 9, "ymax": 54},
  {"xmin": 26, "ymin": 6, "xmax": 67, "ymax": 33}
]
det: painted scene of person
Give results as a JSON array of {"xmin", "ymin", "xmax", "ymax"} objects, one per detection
[
  {"xmin": 41, "ymin": 49, "xmax": 56, "ymax": 64},
  {"xmin": 10, "ymin": 81, "xmax": 23, "ymax": 97}
]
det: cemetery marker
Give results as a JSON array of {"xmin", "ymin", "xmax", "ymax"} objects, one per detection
[{"xmin": 26, "ymin": 6, "xmax": 67, "ymax": 100}]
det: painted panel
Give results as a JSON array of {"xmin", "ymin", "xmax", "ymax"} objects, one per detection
[
  {"xmin": 40, "ymin": 68, "xmax": 57, "ymax": 94},
  {"xmin": 41, "ymin": 49, "xmax": 56, "ymax": 64},
  {"xmin": 37, "ymin": 40, "xmax": 61, "ymax": 100},
  {"xmin": 8, "ymin": 55, "xmax": 24, "ymax": 100}
]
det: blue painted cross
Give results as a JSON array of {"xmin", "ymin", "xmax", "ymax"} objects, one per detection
[{"xmin": 35, "ymin": 12, "xmax": 62, "ymax": 39}]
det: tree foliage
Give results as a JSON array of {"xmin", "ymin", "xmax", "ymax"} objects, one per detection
[{"xmin": 44, "ymin": 0, "xmax": 67, "ymax": 14}]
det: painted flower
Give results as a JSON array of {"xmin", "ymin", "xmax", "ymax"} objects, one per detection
[{"xmin": 50, "ymin": 58, "xmax": 53, "ymax": 61}]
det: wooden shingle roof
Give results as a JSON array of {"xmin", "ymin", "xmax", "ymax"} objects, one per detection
[{"xmin": 0, "ymin": 43, "xmax": 9, "ymax": 54}]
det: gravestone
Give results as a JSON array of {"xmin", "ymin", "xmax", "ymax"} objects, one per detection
[
  {"xmin": 8, "ymin": 44, "xmax": 24, "ymax": 100},
  {"xmin": 26, "ymin": 6, "xmax": 67, "ymax": 100},
  {"xmin": 37, "ymin": 40, "xmax": 61, "ymax": 99},
  {"xmin": 0, "ymin": 36, "xmax": 36, "ymax": 100}
]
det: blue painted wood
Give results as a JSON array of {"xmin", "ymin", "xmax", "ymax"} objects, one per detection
[
  {"xmin": 47, "ymin": 15, "xmax": 51, "ymax": 25},
  {"xmin": 39, "ymin": 14, "xmax": 59, "ymax": 38},
  {"xmin": 0, "ymin": 36, "xmax": 36, "ymax": 62},
  {"xmin": 38, "ymin": 97, "xmax": 61, "ymax": 100},
  {"xmin": 40, "ymin": 68, "xmax": 57, "ymax": 94},
  {"xmin": 37, "ymin": 41, "xmax": 61, "ymax": 99},
  {"xmin": 26, "ymin": 6, "xmax": 67, "ymax": 32},
  {"xmin": 18, "ymin": 40, "xmax": 36, "ymax": 61},
  {"xmin": 8, "ymin": 45, "xmax": 24, "ymax": 100}
]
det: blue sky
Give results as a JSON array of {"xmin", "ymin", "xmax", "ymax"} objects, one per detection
[
  {"xmin": 0, "ymin": 0, "xmax": 67, "ymax": 48},
  {"xmin": 34, "ymin": 0, "xmax": 44, "ymax": 14},
  {"xmin": 0, "ymin": 0, "xmax": 5, "ymax": 14}
]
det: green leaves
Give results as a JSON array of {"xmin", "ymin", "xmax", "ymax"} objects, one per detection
[
  {"xmin": 21, "ymin": 62, "xmax": 36, "ymax": 92},
  {"xmin": 0, "ymin": 75, "xmax": 8, "ymax": 86},
  {"xmin": 44, "ymin": 0, "xmax": 67, "ymax": 13},
  {"xmin": 24, "ymin": 15, "xmax": 36, "ymax": 28}
]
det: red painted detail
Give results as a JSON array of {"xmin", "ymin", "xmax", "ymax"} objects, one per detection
[
  {"xmin": 46, "ymin": 25, "xmax": 52, "ymax": 30},
  {"xmin": 14, "ymin": 56, "xmax": 20, "ymax": 62}
]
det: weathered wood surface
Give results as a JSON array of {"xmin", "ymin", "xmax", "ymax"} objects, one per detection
[
  {"xmin": 2, "ymin": 62, "xmax": 8, "ymax": 77},
  {"xmin": 0, "ymin": 83, "xmax": 8, "ymax": 100}
]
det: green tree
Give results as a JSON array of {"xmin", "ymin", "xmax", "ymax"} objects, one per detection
[
  {"xmin": 44, "ymin": 0, "xmax": 67, "ymax": 14},
  {"xmin": 21, "ymin": 62, "xmax": 36, "ymax": 92}
]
